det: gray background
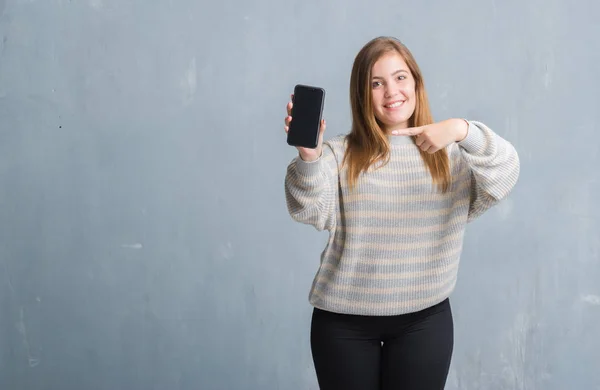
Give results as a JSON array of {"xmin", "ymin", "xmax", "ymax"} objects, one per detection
[{"xmin": 1, "ymin": 0, "xmax": 599, "ymax": 389}]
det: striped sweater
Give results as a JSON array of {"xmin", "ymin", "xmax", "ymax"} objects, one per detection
[{"xmin": 284, "ymin": 120, "xmax": 520, "ymax": 316}]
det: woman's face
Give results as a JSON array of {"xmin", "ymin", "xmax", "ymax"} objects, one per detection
[{"xmin": 370, "ymin": 52, "xmax": 416, "ymax": 132}]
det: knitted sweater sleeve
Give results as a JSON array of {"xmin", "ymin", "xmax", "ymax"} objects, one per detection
[
  {"xmin": 457, "ymin": 120, "xmax": 520, "ymax": 222},
  {"xmin": 284, "ymin": 142, "xmax": 339, "ymax": 232}
]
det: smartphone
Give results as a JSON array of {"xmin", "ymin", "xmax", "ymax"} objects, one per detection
[{"xmin": 287, "ymin": 84, "xmax": 325, "ymax": 149}]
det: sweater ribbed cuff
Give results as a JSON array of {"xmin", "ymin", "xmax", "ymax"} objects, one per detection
[
  {"xmin": 294, "ymin": 154, "xmax": 323, "ymax": 176},
  {"xmin": 457, "ymin": 121, "xmax": 487, "ymax": 154}
]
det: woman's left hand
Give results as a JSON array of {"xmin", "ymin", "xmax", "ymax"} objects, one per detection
[{"xmin": 391, "ymin": 119, "xmax": 469, "ymax": 154}]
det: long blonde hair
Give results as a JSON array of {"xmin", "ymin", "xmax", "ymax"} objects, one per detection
[{"xmin": 343, "ymin": 36, "xmax": 451, "ymax": 192}]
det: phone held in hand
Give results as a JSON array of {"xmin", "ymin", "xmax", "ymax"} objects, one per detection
[{"xmin": 287, "ymin": 84, "xmax": 325, "ymax": 149}]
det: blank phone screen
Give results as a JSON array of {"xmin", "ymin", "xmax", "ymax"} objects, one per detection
[{"xmin": 287, "ymin": 85, "xmax": 324, "ymax": 149}]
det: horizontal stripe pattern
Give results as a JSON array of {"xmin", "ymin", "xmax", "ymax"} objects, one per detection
[{"xmin": 284, "ymin": 121, "xmax": 520, "ymax": 315}]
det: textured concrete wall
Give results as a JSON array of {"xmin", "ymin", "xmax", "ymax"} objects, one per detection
[{"xmin": 1, "ymin": 0, "xmax": 599, "ymax": 388}]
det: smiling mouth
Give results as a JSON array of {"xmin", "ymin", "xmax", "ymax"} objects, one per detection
[{"xmin": 384, "ymin": 101, "xmax": 405, "ymax": 108}]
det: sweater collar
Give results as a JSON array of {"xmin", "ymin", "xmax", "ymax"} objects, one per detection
[{"xmin": 388, "ymin": 135, "xmax": 414, "ymax": 145}]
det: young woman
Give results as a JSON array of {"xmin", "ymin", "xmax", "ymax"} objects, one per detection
[{"xmin": 283, "ymin": 36, "xmax": 520, "ymax": 390}]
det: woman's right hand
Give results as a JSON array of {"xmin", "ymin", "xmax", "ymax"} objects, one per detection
[{"xmin": 284, "ymin": 94, "xmax": 326, "ymax": 162}]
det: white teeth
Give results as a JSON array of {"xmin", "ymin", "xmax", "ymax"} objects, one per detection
[{"xmin": 386, "ymin": 101, "xmax": 404, "ymax": 108}]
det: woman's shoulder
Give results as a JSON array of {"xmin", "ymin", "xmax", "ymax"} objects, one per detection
[
  {"xmin": 324, "ymin": 133, "xmax": 348, "ymax": 146},
  {"xmin": 323, "ymin": 134, "xmax": 349, "ymax": 155}
]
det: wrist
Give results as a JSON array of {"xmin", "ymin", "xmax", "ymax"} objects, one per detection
[
  {"xmin": 454, "ymin": 118, "xmax": 469, "ymax": 142},
  {"xmin": 299, "ymin": 148, "xmax": 321, "ymax": 162}
]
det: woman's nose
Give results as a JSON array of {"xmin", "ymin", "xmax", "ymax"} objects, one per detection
[{"xmin": 385, "ymin": 88, "xmax": 398, "ymax": 98}]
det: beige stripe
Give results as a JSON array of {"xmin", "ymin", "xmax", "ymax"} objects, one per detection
[
  {"xmin": 333, "ymin": 230, "xmax": 463, "ymax": 251},
  {"xmin": 325, "ymin": 243, "xmax": 462, "ymax": 265},
  {"xmin": 337, "ymin": 198, "xmax": 470, "ymax": 220},
  {"xmin": 343, "ymin": 175, "xmax": 433, "ymax": 189},
  {"xmin": 311, "ymin": 281, "xmax": 456, "ymax": 311},
  {"xmin": 314, "ymin": 268, "xmax": 456, "ymax": 294},
  {"xmin": 364, "ymin": 154, "xmax": 423, "ymax": 164},
  {"xmin": 289, "ymin": 187, "xmax": 332, "ymax": 207},
  {"xmin": 290, "ymin": 171, "xmax": 327, "ymax": 185},
  {"xmin": 338, "ymin": 214, "xmax": 466, "ymax": 235},
  {"xmin": 319, "ymin": 258, "xmax": 458, "ymax": 279},
  {"xmin": 342, "ymin": 180, "xmax": 470, "ymax": 204}
]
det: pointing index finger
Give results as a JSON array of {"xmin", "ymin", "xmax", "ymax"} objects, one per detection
[{"xmin": 392, "ymin": 126, "xmax": 423, "ymax": 136}]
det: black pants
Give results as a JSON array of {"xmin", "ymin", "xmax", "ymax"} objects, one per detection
[{"xmin": 310, "ymin": 298, "xmax": 453, "ymax": 390}]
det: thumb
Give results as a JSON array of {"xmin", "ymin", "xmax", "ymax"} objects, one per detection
[
  {"xmin": 314, "ymin": 119, "xmax": 326, "ymax": 148},
  {"xmin": 317, "ymin": 119, "xmax": 326, "ymax": 143}
]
